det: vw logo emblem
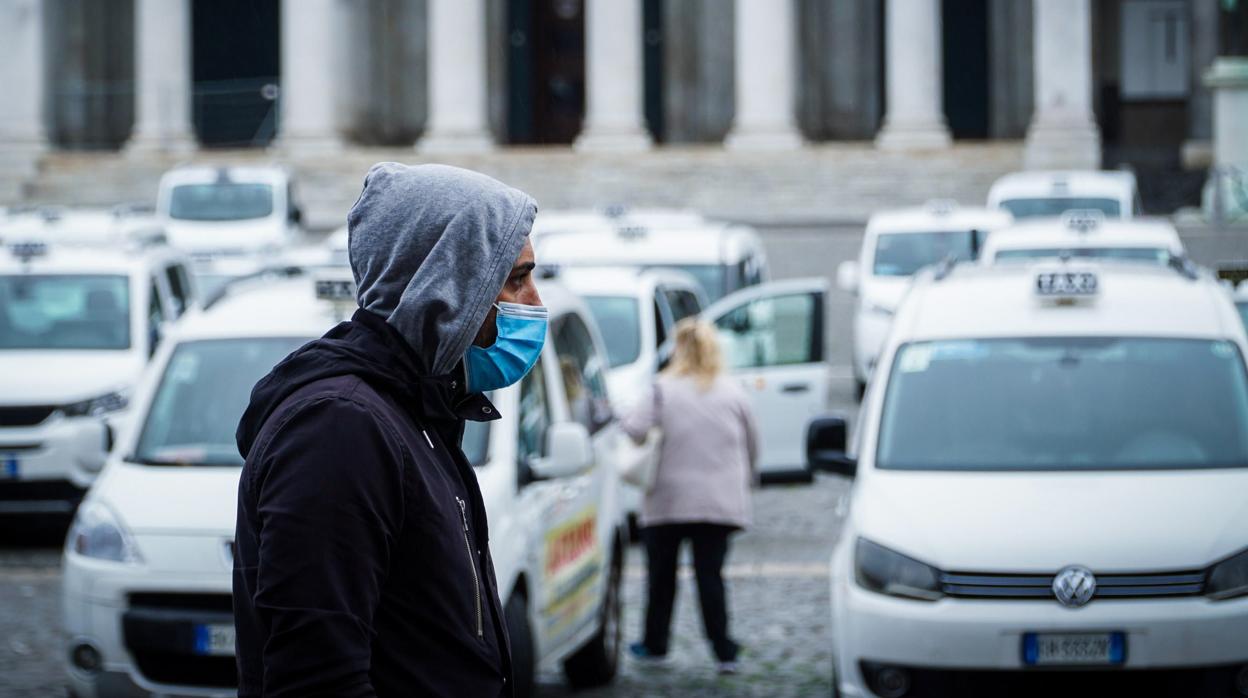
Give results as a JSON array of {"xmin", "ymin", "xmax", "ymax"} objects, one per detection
[{"xmin": 1052, "ymin": 565, "xmax": 1097, "ymax": 608}]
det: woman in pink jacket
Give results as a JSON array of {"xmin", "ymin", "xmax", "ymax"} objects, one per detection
[{"xmin": 621, "ymin": 318, "xmax": 759, "ymax": 674}]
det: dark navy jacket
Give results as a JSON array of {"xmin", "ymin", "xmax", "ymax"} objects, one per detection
[{"xmin": 233, "ymin": 309, "xmax": 512, "ymax": 697}]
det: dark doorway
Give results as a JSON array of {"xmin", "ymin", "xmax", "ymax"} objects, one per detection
[
  {"xmin": 191, "ymin": 0, "xmax": 280, "ymax": 147},
  {"xmin": 942, "ymin": 0, "xmax": 990, "ymax": 139},
  {"xmin": 506, "ymin": 0, "xmax": 585, "ymax": 144},
  {"xmin": 642, "ymin": 0, "xmax": 665, "ymax": 143}
]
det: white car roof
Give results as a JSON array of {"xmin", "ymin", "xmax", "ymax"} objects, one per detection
[
  {"xmin": 983, "ymin": 218, "xmax": 1184, "ymax": 257},
  {"xmin": 987, "ymin": 170, "xmax": 1137, "ymax": 204},
  {"xmin": 891, "ymin": 264, "xmax": 1240, "ymax": 343},
  {"xmin": 535, "ymin": 220, "xmax": 763, "ymax": 266},
  {"xmin": 160, "ymin": 165, "xmax": 290, "ymax": 187},
  {"xmin": 179, "ymin": 273, "xmax": 585, "ymax": 342},
  {"xmin": 556, "ymin": 266, "xmax": 702, "ymax": 297},
  {"xmin": 865, "ymin": 204, "xmax": 1014, "ymax": 236}
]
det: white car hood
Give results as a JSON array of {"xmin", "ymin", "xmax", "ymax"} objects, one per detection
[
  {"xmin": 858, "ymin": 276, "xmax": 911, "ymax": 312},
  {"xmin": 0, "ymin": 351, "xmax": 143, "ymax": 405},
  {"xmin": 854, "ymin": 468, "xmax": 1248, "ymax": 572},
  {"xmin": 96, "ymin": 461, "xmax": 240, "ymax": 534},
  {"xmin": 162, "ymin": 217, "xmax": 284, "ymax": 253}
]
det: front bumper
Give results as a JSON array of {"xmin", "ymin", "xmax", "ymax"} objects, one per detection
[
  {"xmin": 63, "ymin": 543, "xmax": 236, "ymax": 698},
  {"xmin": 832, "ymin": 571, "xmax": 1248, "ymax": 697},
  {"xmin": 0, "ymin": 415, "xmax": 106, "ymax": 513}
]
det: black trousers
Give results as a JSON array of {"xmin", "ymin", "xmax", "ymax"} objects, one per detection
[{"xmin": 641, "ymin": 522, "xmax": 739, "ymax": 662}]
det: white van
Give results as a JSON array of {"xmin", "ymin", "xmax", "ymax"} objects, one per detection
[
  {"xmin": 987, "ymin": 170, "xmax": 1141, "ymax": 220},
  {"xmin": 809, "ymin": 261, "xmax": 1248, "ymax": 697},
  {"xmin": 156, "ymin": 166, "xmax": 303, "ymax": 297},
  {"xmin": 981, "ymin": 213, "xmax": 1185, "ymax": 266},
  {"xmin": 61, "ymin": 271, "xmax": 627, "ymax": 698},
  {"xmin": 0, "ymin": 241, "xmax": 195, "ymax": 514},
  {"xmin": 532, "ymin": 210, "xmax": 768, "ymax": 303},
  {"xmin": 837, "ymin": 203, "xmax": 1013, "ymax": 397}
]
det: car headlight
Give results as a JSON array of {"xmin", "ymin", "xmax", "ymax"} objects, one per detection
[
  {"xmin": 1207, "ymin": 548, "xmax": 1248, "ymax": 600},
  {"xmin": 68, "ymin": 501, "xmax": 143, "ymax": 564},
  {"xmin": 855, "ymin": 538, "xmax": 943, "ymax": 601},
  {"xmin": 62, "ymin": 390, "xmax": 129, "ymax": 418}
]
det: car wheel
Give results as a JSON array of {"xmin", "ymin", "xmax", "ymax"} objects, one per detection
[
  {"xmin": 562, "ymin": 543, "xmax": 624, "ymax": 688},
  {"xmin": 505, "ymin": 592, "xmax": 535, "ymax": 698}
]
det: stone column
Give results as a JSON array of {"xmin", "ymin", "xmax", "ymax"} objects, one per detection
[
  {"xmin": 1023, "ymin": 0, "xmax": 1100, "ymax": 170},
  {"xmin": 875, "ymin": 0, "xmax": 950, "ymax": 151},
  {"xmin": 419, "ymin": 0, "xmax": 492, "ymax": 153},
  {"xmin": 279, "ymin": 0, "xmax": 347, "ymax": 156},
  {"xmin": 0, "ymin": 0, "xmax": 48, "ymax": 163},
  {"xmin": 127, "ymin": 0, "xmax": 196, "ymax": 155},
  {"xmin": 575, "ymin": 0, "xmax": 651, "ymax": 151},
  {"xmin": 1207, "ymin": 58, "xmax": 1248, "ymax": 169},
  {"xmin": 725, "ymin": 0, "xmax": 802, "ymax": 150}
]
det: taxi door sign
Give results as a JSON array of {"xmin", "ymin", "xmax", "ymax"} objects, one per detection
[{"xmin": 541, "ymin": 507, "xmax": 602, "ymax": 639}]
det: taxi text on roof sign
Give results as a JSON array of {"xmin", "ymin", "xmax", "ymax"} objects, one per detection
[{"xmin": 1035, "ymin": 270, "xmax": 1099, "ymax": 298}]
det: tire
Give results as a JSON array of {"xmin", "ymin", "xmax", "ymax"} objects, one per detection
[
  {"xmin": 504, "ymin": 592, "xmax": 535, "ymax": 698},
  {"xmin": 562, "ymin": 543, "xmax": 624, "ymax": 688}
]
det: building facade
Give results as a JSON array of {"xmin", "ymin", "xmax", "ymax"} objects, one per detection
[{"xmin": 0, "ymin": 0, "xmax": 1240, "ymax": 173}]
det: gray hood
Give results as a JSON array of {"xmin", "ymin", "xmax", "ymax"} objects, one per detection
[{"xmin": 347, "ymin": 162, "xmax": 537, "ymax": 376}]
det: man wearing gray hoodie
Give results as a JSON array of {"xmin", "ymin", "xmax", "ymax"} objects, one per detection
[{"xmin": 233, "ymin": 163, "xmax": 545, "ymax": 697}]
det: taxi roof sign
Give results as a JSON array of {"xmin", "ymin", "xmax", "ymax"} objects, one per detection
[
  {"xmin": 8, "ymin": 240, "xmax": 49, "ymax": 262},
  {"xmin": 1035, "ymin": 269, "xmax": 1099, "ymax": 299},
  {"xmin": 1062, "ymin": 210, "xmax": 1105, "ymax": 233},
  {"xmin": 314, "ymin": 275, "xmax": 356, "ymax": 303}
]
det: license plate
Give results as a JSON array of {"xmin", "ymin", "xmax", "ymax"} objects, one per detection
[
  {"xmin": 1022, "ymin": 632, "xmax": 1125, "ymax": 666},
  {"xmin": 1, "ymin": 455, "xmax": 18, "ymax": 479},
  {"xmin": 193, "ymin": 623, "xmax": 236, "ymax": 657}
]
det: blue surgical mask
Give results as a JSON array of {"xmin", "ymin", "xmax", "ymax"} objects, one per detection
[{"xmin": 465, "ymin": 301, "xmax": 548, "ymax": 394}]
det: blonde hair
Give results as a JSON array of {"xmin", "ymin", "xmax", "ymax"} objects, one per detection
[{"xmin": 664, "ymin": 318, "xmax": 723, "ymax": 390}]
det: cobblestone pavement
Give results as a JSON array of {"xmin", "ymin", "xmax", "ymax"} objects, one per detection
[{"xmin": 0, "ymin": 472, "xmax": 852, "ymax": 698}]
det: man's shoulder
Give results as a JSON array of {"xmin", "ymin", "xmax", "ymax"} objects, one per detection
[{"xmin": 259, "ymin": 377, "xmax": 406, "ymax": 452}]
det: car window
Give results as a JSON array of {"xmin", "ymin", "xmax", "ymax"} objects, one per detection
[
  {"xmin": 517, "ymin": 358, "xmax": 551, "ymax": 467},
  {"xmin": 0, "ymin": 274, "xmax": 131, "ymax": 350},
  {"xmin": 664, "ymin": 288, "xmax": 702, "ymax": 324},
  {"xmin": 552, "ymin": 313, "xmax": 613, "ymax": 433},
  {"xmin": 462, "ymin": 420, "xmax": 490, "ymax": 467},
  {"xmin": 992, "ymin": 247, "xmax": 1170, "ymax": 264},
  {"xmin": 877, "ymin": 337, "xmax": 1248, "ymax": 472},
  {"xmin": 584, "ymin": 295, "xmax": 641, "ymax": 368},
  {"xmin": 714, "ymin": 292, "xmax": 819, "ymax": 369},
  {"xmin": 134, "ymin": 337, "xmax": 306, "ymax": 466},
  {"xmin": 999, "ymin": 197, "xmax": 1122, "ymax": 219},
  {"xmin": 168, "ymin": 182, "xmax": 274, "ymax": 221},
  {"xmin": 1238, "ymin": 302, "xmax": 1248, "ymax": 332},
  {"xmin": 148, "ymin": 280, "xmax": 166, "ymax": 357},
  {"xmin": 873, "ymin": 231, "xmax": 978, "ymax": 277},
  {"xmin": 652, "ymin": 296, "xmax": 667, "ymax": 348},
  {"xmin": 163, "ymin": 265, "xmax": 191, "ymax": 318}
]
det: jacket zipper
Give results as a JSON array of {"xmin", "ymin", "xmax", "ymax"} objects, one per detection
[{"xmin": 456, "ymin": 496, "xmax": 484, "ymax": 638}]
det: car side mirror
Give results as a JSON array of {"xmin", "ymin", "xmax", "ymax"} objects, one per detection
[
  {"xmin": 837, "ymin": 261, "xmax": 859, "ymax": 294},
  {"xmin": 289, "ymin": 206, "xmax": 303, "ymax": 226},
  {"xmin": 807, "ymin": 416, "xmax": 855, "ymax": 478},
  {"xmin": 532, "ymin": 422, "xmax": 594, "ymax": 479}
]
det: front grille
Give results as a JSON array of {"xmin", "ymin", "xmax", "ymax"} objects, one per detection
[
  {"xmin": 940, "ymin": 570, "xmax": 1206, "ymax": 600},
  {"xmin": 131, "ymin": 651, "xmax": 236, "ymax": 689},
  {"xmin": 129, "ymin": 592, "xmax": 234, "ymax": 613},
  {"xmin": 0, "ymin": 406, "xmax": 56, "ymax": 427}
]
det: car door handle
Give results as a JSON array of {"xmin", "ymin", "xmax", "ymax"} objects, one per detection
[{"xmin": 781, "ymin": 383, "xmax": 811, "ymax": 394}]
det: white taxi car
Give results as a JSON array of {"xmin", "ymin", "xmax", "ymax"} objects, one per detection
[
  {"xmin": 532, "ymin": 209, "xmax": 768, "ymax": 302},
  {"xmin": 987, "ymin": 170, "xmax": 1141, "ymax": 220},
  {"xmin": 837, "ymin": 202, "xmax": 1012, "ymax": 397},
  {"xmin": 0, "ymin": 241, "xmax": 195, "ymax": 515},
  {"xmin": 62, "ymin": 271, "xmax": 628, "ymax": 698},
  {"xmin": 809, "ymin": 260, "xmax": 1248, "ymax": 697},
  {"xmin": 981, "ymin": 213, "xmax": 1185, "ymax": 266},
  {"xmin": 156, "ymin": 165, "xmax": 303, "ymax": 297}
]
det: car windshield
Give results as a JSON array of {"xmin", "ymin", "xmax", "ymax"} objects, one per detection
[
  {"xmin": 993, "ymin": 247, "xmax": 1170, "ymax": 264},
  {"xmin": 135, "ymin": 337, "xmax": 305, "ymax": 466},
  {"xmin": 1238, "ymin": 301, "xmax": 1248, "ymax": 332},
  {"xmin": 168, "ymin": 182, "xmax": 274, "ymax": 221},
  {"xmin": 584, "ymin": 295, "xmax": 641, "ymax": 368},
  {"xmin": 999, "ymin": 197, "xmax": 1122, "ymax": 219},
  {"xmin": 0, "ymin": 274, "xmax": 130, "ymax": 350},
  {"xmin": 873, "ymin": 231, "xmax": 978, "ymax": 276},
  {"xmin": 877, "ymin": 337, "xmax": 1248, "ymax": 471}
]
